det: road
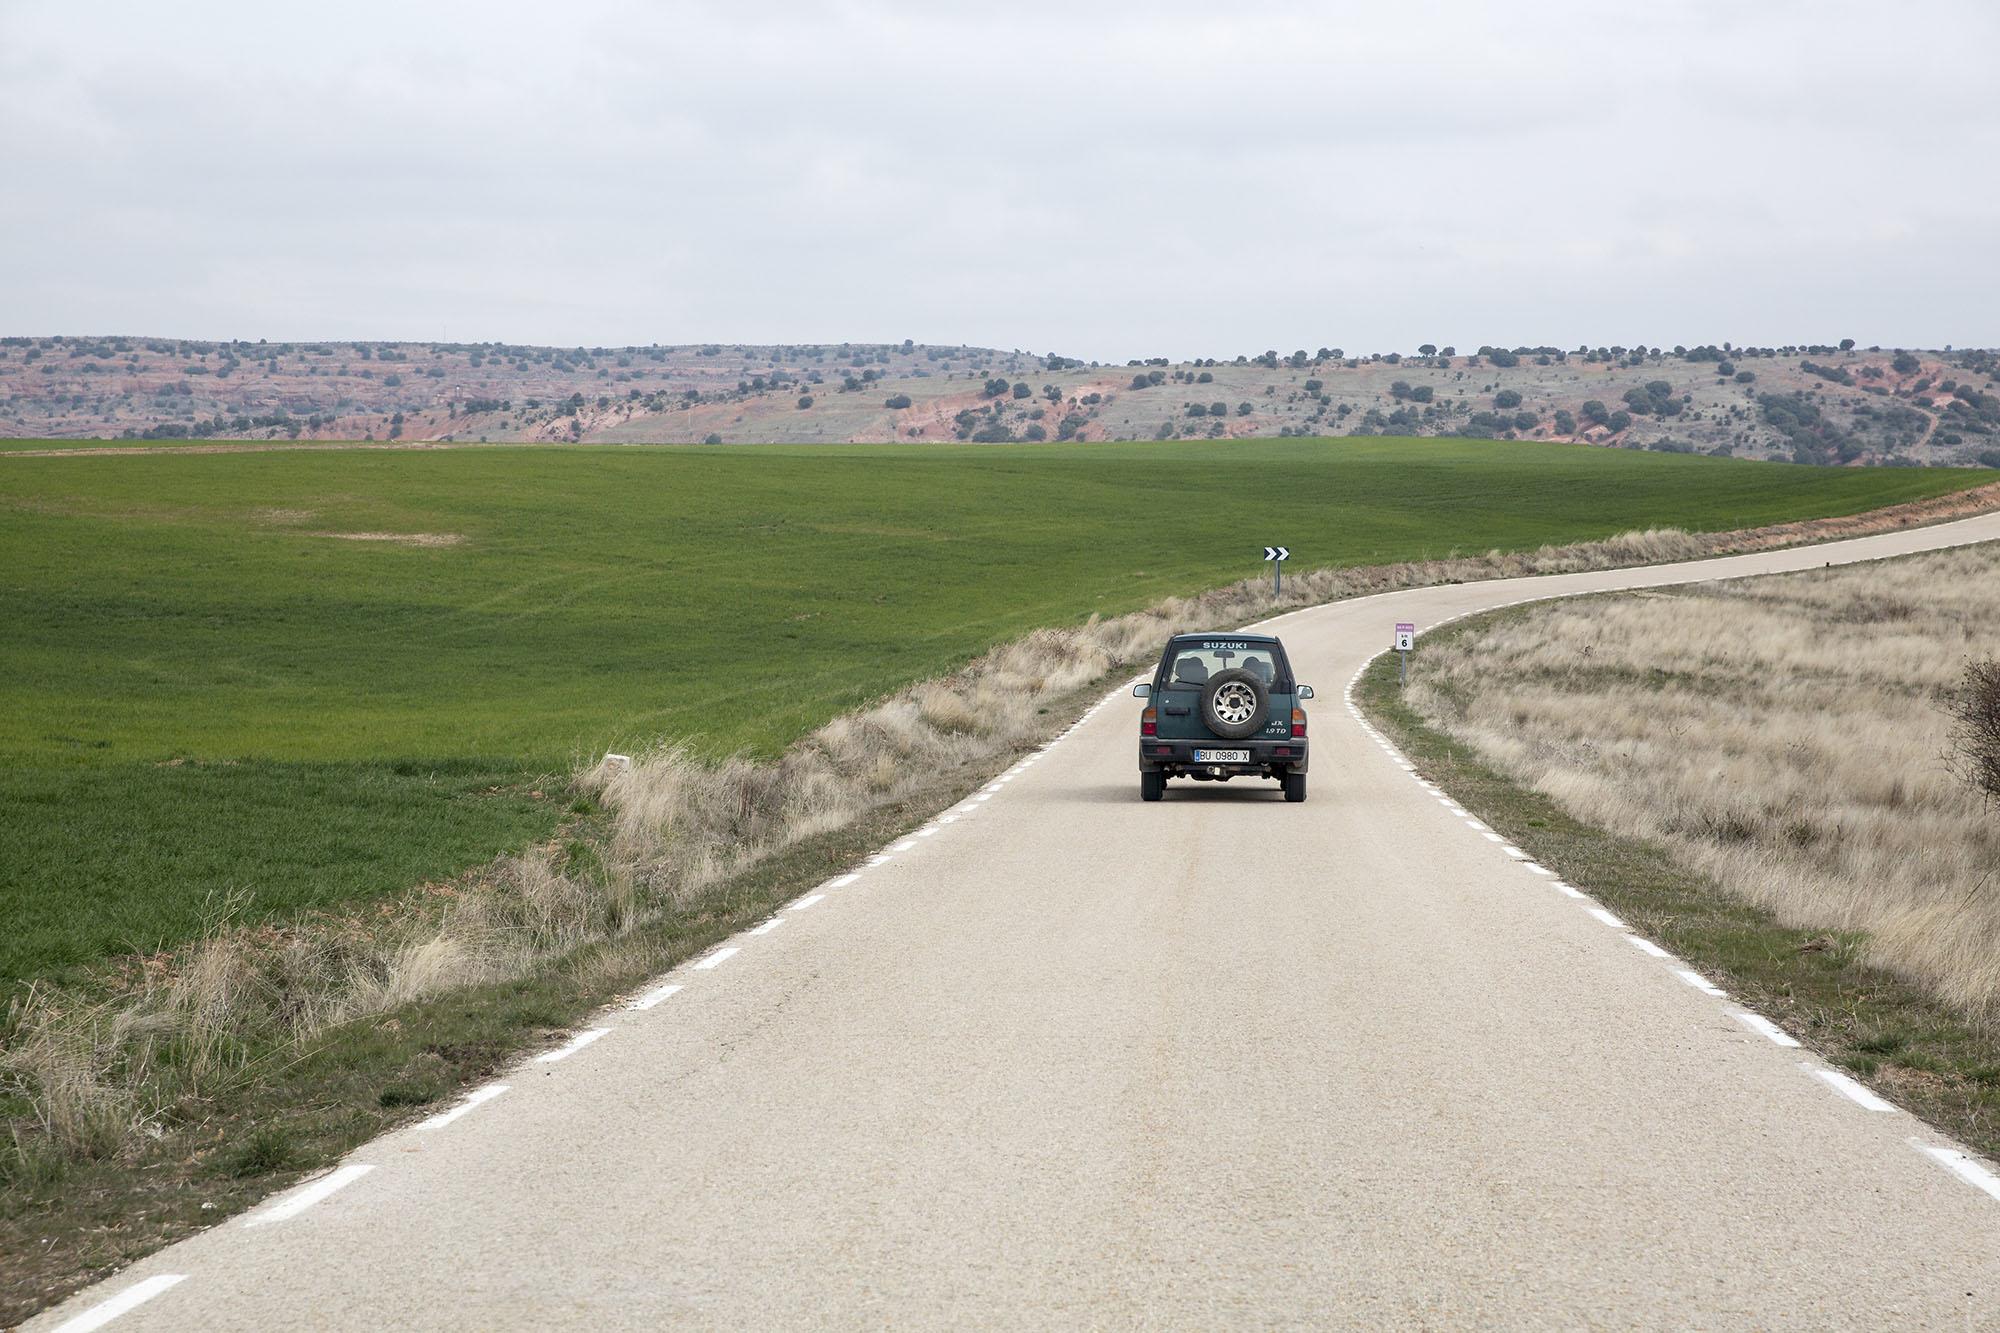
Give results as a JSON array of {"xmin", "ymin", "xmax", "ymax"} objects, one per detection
[{"xmin": 38, "ymin": 512, "xmax": 2000, "ymax": 1330}]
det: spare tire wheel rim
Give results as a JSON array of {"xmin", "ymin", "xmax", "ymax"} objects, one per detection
[{"xmin": 1212, "ymin": 681, "xmax": 1258, "ymax": 726}]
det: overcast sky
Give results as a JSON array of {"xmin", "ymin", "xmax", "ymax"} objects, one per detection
[{"xmin": 4, "ymin": 0, "xmax": 1997, "ymax": 360}]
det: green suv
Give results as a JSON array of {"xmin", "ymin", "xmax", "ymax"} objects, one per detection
[{"xmin": 1134, "ymin": 632, "xmax": 1313, "ymax": 802}]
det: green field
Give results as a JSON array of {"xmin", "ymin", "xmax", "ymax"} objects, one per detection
[{"xmin": 0, "ymin": 437, "xmax": 1983, "ymax": 984}]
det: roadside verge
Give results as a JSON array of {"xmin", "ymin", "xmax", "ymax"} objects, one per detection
[{"xmin": 1354, "ymin": 586, "xmax": 2000, "ymax": 1170}]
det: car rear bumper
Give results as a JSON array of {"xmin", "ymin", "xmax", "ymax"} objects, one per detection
[{"xmin": 1138, "ymin": 738, "xmax": 1307, "ymax": 775}]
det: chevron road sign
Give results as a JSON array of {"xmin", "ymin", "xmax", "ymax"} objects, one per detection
[{"xmin": 1263, "ymin": 545, "xmax": 1289, "ymax": 594}]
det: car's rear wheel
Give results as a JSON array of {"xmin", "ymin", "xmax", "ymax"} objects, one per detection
[
  {"xmin": 1281, "ymin": 770, "xmax": 1306, "ymax": 803},
  {"xmin": 1140, "ymin": 770, "xmax": 1166, "ymax": 802}
]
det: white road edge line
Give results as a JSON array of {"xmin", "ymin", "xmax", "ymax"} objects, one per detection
[
  {"xmin": 1553, "ymin": 881, "xmax": 1587, "ymax": 899},
  {"xmin": 1674, "ymin": 968, "xmax": 1727, "ymax": 997},
  {"xmin": 791, "ymin": 894, "xmax": 825, "ymax": 911},
  {"xmin": 1731, "ymin": 1011, "xmax": 1801, "ymax": 1048},
  {"xmin": 1805, "ymin": 1064, "xmax": 1897, "ymax": 1112},
  {"xmin": 1587, "ymin": 907, "xmax": 1626, "ymax": 929},
  {"xmin": 1912, "ymin": 1138, "xmax": 2000, "ymax": 1202},
  {"xmin": 534, "ymin": 1028, "xmax": 611, "ymax": 1062},
  {"xmin": 828, "ymin": 873, "xmax": 861, "ymax": 888},
  {"xmin": 692, "ymin": 947, "xmax": 740, "ymax": 971},
  {"xmin": 748, "ymin": 918, "xmax": 784, "ymax": 936},
  {"xmin": 1626, "ymin": 936, "xmax": 1672, "ymax": 960},
  {"xmin": 416, "ymin": 1082, "xmax": 510, "ymax": 1131},
  {"xmin": 242, "ymin": 1163, "xmax": 374, "ymax": 1227},
  {"xmin": 629, "ymin": 981, "xmax": 684, "ymax": 1010},
  {"xmin": 51, "ymin": 1274, "xmax": 187, "ymax": 1333}
]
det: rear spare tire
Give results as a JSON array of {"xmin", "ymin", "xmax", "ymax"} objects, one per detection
[{"xmin": 1201, "ymin": 668, "xmax": 1269, "ymax": 741}]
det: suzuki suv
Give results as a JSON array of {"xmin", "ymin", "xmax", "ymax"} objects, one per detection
[{"xmin": 1134, "ymin": 632, "xmax": 1312, "ymax": 802}]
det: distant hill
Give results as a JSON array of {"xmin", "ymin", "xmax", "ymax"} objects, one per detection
[{"xmin": 4, "ymin": 336, "xmax": 1997, "ymax": 467}]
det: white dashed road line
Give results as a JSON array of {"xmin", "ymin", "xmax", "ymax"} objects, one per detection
[
  {"xmin": 535, "ymin": 1028, "xmax": 610, "ymax": 1062},
  {"xmin": 748, "ymin": 918, "xmax": 784, "ymax": 936},
  {"xmin": 1626, "ymin": 936, "xmax": 1672, "ymax": 960},
  {"xmin": 1731, "ymin": 1012, "xmax": 1801, "ymax": 1048},
  {"xmin": 692, "ymin": 947, "xmax": 739, "ymax": 972},
  {"xmin": 791, "ymin": 894, "xmax": 825, "ymax": 911},
  {"xmin": 242, "ymin": 1164, "xmax": 375, "ymax": 1228},
  {"xmin": 416, "ymin": 1083, "xmax": 510, "ymax": 1132},
  {"xmin": 629, "ymin": 981, "xmax": 684, "ymax": 1011},
  {"xmin": 1587, "ymin": 907, "xmax": 1626, "ymax": 930},
  {"xmin": 1913, "ymin": 1139, "xmax": 2000, "ymax": 1201},
  {"xmin": 50, "ymin": 1274, "xmax": 186, "ymax": 1333},
  {"xmin": 1675, "ymin": 969, "xmax": 1727, "ymax": 997},
  {"xmin": 1807, "ymin": 1065, "xmax": 1897, "ymax": 1113}
]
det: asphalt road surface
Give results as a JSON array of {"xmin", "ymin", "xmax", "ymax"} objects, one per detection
[{"xmin": 39, "ymin": 514, "xmax": 2000, "ymax": 1331}]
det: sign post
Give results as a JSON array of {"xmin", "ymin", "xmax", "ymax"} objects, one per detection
[
  {"xmin": 1263, "ymin": 545, "xmax": 1290, "ymax": 596},
  {"xmin": 1394, "ymin": 622, "xmax": 1416, "ymax": 685}
]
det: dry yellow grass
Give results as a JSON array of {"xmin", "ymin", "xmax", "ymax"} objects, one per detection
[
  {"xmin": 7, "ymin": 489, "xmax": 1998, "ymax": 1160},
  {"xmin": 1407, "ymin": 542, "xmax": 2000, "ymax": 1022}
]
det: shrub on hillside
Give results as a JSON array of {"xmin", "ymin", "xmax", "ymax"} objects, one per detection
[
  {"xmin": 884, "ymin": 394, "xmax": 912, "ymax": 409},
  {"xmin": 1942, "ymin": 660, "xmax": 2000, "ymax": 808},
  {"xmin": 1494, "ymin": 389, "xmax": 1521, "ymax": 409}
]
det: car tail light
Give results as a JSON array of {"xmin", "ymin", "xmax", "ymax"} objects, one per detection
[
  {"xmin": 1272, "ymin": 747, "xmax": 1292, "ymax": 758},
  {"xmin": 1291, "ymin": 708, "xmax": 1306, "ymax": 738},
  {"xmin": 1141, "ymin": 708, "xmax": 1157, "ymax": 737}
]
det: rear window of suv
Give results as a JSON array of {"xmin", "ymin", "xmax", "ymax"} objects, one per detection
[{"xmin": 1161, "ymin": 640, "xmax": 1290, "ymax": 691}]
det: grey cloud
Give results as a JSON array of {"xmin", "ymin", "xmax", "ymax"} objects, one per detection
[{"xmin": 2, "ymin": 0, "xmax": 1995, "ymax": 356}]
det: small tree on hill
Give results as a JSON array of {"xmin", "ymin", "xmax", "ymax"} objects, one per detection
[{"xmin": 1942, "ymin": 660, "xmax": 2000, "ymax": 808}]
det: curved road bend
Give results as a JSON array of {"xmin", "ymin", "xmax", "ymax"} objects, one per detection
[{"xmin": 38, "ymin": 511, "xmax": 2000, "ymax": 1330}]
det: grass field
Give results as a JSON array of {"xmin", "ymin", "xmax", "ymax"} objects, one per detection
[{"xmin": 0, "ymin": 437, "xmax": 1985, "ymax": 985}]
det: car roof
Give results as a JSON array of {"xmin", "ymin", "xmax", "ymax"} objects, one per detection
[{"xmin": 1167, "ymin": 632, "xmax": 1281, "ymax": 645}]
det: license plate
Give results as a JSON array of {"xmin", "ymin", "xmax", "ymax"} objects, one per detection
[{"xmin": 1193, "ymin": 749, "xmax": 1250, "ymax": 763}]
